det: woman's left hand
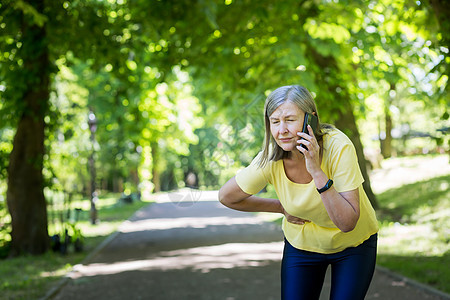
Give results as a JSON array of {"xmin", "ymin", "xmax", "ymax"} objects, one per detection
[
  {"xmin": 296, "ymin": 125, "xmax": 321, "ymax": 176},
  {"xmin": 281, "ymin": 206, "xmax": 311, "ymax": 225}
]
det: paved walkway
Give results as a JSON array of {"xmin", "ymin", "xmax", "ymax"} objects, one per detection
[{"xmin": 47, "ymin": 190, "xmax": 449, "ymax": 300}]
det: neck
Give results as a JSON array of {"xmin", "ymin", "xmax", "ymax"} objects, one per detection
[{"xmin": 289, "ymin": 149, "xmax": 305, "ymax": 162}]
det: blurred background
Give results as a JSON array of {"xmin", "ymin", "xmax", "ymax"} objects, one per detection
[{"xmin": 0, "ymin": 0, "xmax": 448, "ymax": 298}]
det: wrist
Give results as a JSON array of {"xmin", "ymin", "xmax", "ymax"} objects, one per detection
[
  {"xmin": 311, "ymin": 169, "xmax": 326, "ymax": 182},
  {"xmin": 312, "ymin": 170, "xmax": 331, "ymax": 192},
  {"xmin": 317, "ymin": 179, "xmax": 333, "ymax": 194}
]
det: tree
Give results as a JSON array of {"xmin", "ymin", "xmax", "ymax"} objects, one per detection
[
  {"xmin": 1, "ymin": 0, "xmax": 447, "ymax": 255},
  {"xmin": 0, "ymin": 0, "xmax": 130, "ymax": 255},
  {"xmin": 427, "ymin": 0, "xmax": 449, "ymax": 89},
  {"xmin": 2, "ymin": 0, "xmax": 50, "ymax": 255},
  {"xmin": 1, "ymin": 0, "xmax": 208, "ymax": 256}
]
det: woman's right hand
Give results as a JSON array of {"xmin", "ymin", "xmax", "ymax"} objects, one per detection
[{"xmin": 281, "ymin": 206, "xmax": 311, "ymax": 225}]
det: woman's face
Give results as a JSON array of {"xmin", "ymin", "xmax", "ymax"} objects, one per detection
[{"xmin": 269, "ymin": 101, "xmax": 305, "ymax": 152}]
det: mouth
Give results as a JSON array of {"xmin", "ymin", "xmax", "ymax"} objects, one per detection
[{"xmin": 279, "ymin": 138, "xmax": 293, "ymax": 143}]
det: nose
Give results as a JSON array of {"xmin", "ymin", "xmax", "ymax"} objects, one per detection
[{"xmin": 279, "ymin": 121, "xmax": 288, "ymax": 133}]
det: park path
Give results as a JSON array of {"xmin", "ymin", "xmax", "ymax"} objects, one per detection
[{"xmin": 47, "ymin": 189, "xmax": 449, "ymax": 300}]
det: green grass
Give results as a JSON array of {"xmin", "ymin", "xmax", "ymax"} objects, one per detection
[
  {"xmin": 0, "ymin": 193, "xmax": 151, "ymax": 300},
  {"xmin": 376, "ymin": 174, "xmax": 450, "ymax": 293}
]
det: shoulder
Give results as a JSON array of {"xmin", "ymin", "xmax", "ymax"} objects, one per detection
[
  {"xmin": 247, "ymin": 151, "xmax": 277, "ymax": 173},
  {"xmin": 322, "ymin": 129, "xmax": 364, "ymax": 191},
  {"xmin": 237, "ymin": 151, "xmax": 280, "ymax": 187},
  {"xmin": 323, "ymin": 128, "xmax": 354, "ymax": 152}
]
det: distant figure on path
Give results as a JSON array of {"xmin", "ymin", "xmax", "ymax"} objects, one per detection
[{"xmin": 219, "ymin": 85, "xmax": 379, "ymax": 300}]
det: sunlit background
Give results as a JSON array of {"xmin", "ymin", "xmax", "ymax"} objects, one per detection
[{"xmin": 0, "ymin": 0, "xmax": 448, "ymax": 298}]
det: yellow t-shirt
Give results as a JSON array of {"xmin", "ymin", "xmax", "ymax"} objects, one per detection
[{"xmin": 235, "ymin": 129, "xmax": 379, "ymax": 254}]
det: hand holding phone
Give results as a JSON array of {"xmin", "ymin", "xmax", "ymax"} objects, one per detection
[{"xmin": 299, "ymin": 112, "xmax": 318, "ymax": 150}]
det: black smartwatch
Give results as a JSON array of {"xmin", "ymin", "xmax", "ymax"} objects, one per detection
[{"xmin": 317, "ymin": 179, "xmax": 333, "ymax": 194}]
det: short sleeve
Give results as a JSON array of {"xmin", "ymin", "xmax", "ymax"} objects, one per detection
[
  {"xmin": 235, "ymin": 152, "xmax": 271, "ymax": 194},
  {"xmin": 328, "ymin": 139, "xmax": 364, "ymax": 193}
]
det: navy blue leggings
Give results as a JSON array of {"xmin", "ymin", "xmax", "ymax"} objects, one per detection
[{"xmin": 281, "ymin": 234, "xmax": 377, "ymax": 300}]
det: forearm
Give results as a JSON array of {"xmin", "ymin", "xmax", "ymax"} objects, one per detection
[
  {"xmin": 312, "ymin": 170, "xmax": 360, "ymax": 232},
  {"xmin": 218, "ymin": 176, "xmax": 284, "ymax": 214},
  {"xmin": 221, "ymin": 194, "xmax": 283, "ymax": 213},
  {"xmin": 320, "ymin": 188, "xmax": 359, "ymax": 232}
]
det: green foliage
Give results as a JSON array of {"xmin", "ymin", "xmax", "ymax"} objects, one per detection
[
  {"xmin": 0, "ymin": 128, "xmax": 14, "ymax": 180},
  {"xmin": 0, "ymin": 196, "xmax": 11, "ymax": 256},
  {"xmin": 0, "ymin": 0, "xmax": 448, "ymax": 256},
  {"xmin": 1, "ymin": 0, "xmax": 447, "ymax": 194}
]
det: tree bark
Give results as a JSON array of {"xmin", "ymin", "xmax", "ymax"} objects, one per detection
[
  {"xmin": 151, "ymin": 142, "xmax": 161, "ymax": 193},
  {"xmin": 334, "ymin": 101, "xmax": 379, "ymax": 209},
  {"xmin": 6, "ymin": 0, "xmax": 50, "ymax": 256},
  {"xmin": 427, "ymin": 0, "xmax": 450, "ymax": 162},
  {"xmin": 305, "ymin": 46, "xmax": 379, "ymax": 209},
  {"xmin": 428, "ymin": 0, "xmax": 450, "ymax": 48},
  {"xmin": 381, "ymin": 84, "xmax": 394, "ymax": 159}
]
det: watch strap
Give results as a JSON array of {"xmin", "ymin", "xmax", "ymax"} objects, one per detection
[{"xmin": 317, "ymin": 179, "xmax": 333, "ymax": 194}]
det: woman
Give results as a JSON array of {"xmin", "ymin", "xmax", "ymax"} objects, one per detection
[{"xmin": 219, "ymin": 85, "xmax": 378, "ymax": 300}]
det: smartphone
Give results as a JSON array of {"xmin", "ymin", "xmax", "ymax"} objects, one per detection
[{"xmin": 299, "ymin": 113, "xmax": 318, "ymax": 150}]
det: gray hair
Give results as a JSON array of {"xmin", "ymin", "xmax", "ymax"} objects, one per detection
[{"xmin": 258, "ymin": 85, "xmax": 332, "ymax": 167}]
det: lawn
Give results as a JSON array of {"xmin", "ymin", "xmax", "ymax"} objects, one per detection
[
  {"xmin": 376, "ymin": 174, "xmax": 450, "ymax": 293},
  {"xmin": 0, "ymin": 193, "xmax": 151, "ymax": 300}
]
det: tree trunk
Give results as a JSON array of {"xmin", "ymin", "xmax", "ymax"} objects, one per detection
[
  {"xmin": 6, "ymin": 0, "xmax": 50, "ymax": 255},
  {"xmin": 381, "ymin": 104, "xmax": 393, "ymax": 158},
  {"xmin": 88, "ymin": 147, "xmax": 98, "ymax": 224},
  {"xmin": 305, "ymin": 46, "xmax": 379, "ymax": 209},
  {"xmin": 151, "ymin": 142, "xmax": 161, "ymax": 192},
  {"xmin": 428, "ymin": 0, "xmax": 450, "ymax": 162},
  {"xmin": 429, "ymin": 0, "xmax": 450, "ymax": 51},
  {"xmin": 334, "ymin": 102, "xmax": 379, "ymax": 209},
  {"xmin": 381, "ymin": 84, "xmax": 394, "ymax": 158}
]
